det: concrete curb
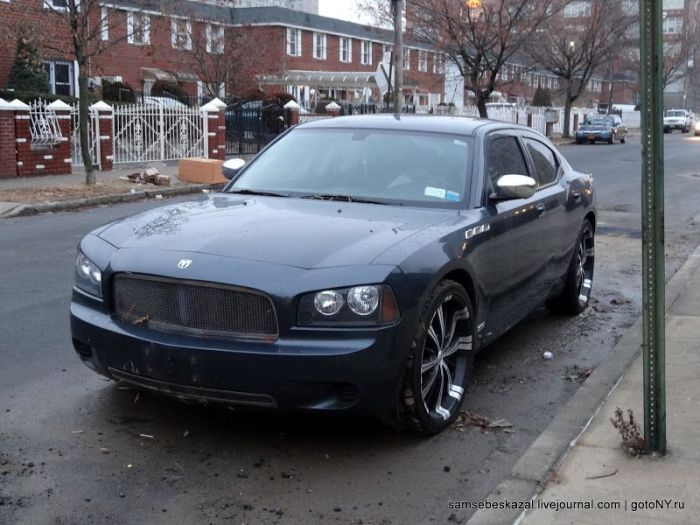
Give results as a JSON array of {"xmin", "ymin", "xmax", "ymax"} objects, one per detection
[
  {"xmin": 465, "ymin": 242, "xmax": 700, "ymax": 525},
  {"xmin": 0, "ymin": 183, "xmax": 226, "ymax": 219}
]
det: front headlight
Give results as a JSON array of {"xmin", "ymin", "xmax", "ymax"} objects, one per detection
[
  {"xmin": 298, "ymin": 284, "xmax": 399, "ymax": 327},
  {"xmin": 75, "ymin": 251, "xmax": 103, "ymax": 298}
]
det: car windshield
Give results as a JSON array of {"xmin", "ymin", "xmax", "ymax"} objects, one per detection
[
  {"xmin": 229, "ymin": 128, "xmax": 472, "ymax": 207},
  {"xmin": 666, "ymin": 111, "xmax": 686, "ymax": 117},
  {"xmin": 584, "ymin": 116, "xmax": 613, "ymax": 126}
]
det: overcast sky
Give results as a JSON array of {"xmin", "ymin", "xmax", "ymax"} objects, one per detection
[{"xmin": 319, "ymin": 0, "xmax": 370, "ymax": 23}]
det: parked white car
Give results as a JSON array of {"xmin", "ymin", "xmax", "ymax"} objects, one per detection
[{"xmin": 663, "ymin": 109, "xmax": 692, "ymax": 133}]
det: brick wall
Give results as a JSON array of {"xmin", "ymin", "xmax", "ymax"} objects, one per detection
[
  {"xmin": 13, "ymin": 106, "xmax": 72, "ymax": 177},
  {"xmin": 0, "ymin": 108, "xmax": 17, "ymax": 178}
]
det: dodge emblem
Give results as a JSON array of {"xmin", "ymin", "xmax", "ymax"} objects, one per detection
[{"xmin": 177, "ymin": 259, "xmax": 192, "ymax": 269}]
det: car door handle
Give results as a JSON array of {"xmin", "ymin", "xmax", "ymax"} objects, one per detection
[{"xmin": 536, "ymin": 203, "xmax": 546, "ymax": 217}]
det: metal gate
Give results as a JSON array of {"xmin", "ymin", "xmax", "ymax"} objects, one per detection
[
  {"xmin": 70, "ymin": 103, "xmax": 99, "ymax": 167},
  {"xmin": 112, "ymin": 104, "xmax": 207, "ymax": 163},
  {"xmin": 225, "ymin": 104, "xmax": 286, "ymax": 155}
]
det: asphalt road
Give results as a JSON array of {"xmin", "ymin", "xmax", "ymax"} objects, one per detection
[{"xmin": 1, "ymin": 133, "xmax": 699, "ymax": 525}]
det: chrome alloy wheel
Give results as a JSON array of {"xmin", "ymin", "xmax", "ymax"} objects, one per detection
[
  {"xmin": 576, "ymin": 223, "xmax": 595, "ymax": 307},
  {"xmin": 420, "ymin": 295, "xmax": 472, "ymax": 421}
]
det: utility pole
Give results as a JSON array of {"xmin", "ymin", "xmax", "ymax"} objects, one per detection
[
  {"xmin": 640, "ymin": 0, "xmax": 666, "ymax": 455},
  {"xmin": 391, "ymin": 0, "xmax": 404, "ymax": 116}
]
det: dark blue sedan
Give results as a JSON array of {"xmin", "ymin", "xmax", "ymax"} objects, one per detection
[
  {"xmin": 71, "ymin": 116, "xmax": 595, "ymax": 434},
  {"xmin": 575, "ymin": 114, "xmax": 628, "ymax": 144}
]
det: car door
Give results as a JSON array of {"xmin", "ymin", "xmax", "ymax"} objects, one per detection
[
  {"xmin": 479, "ymin": 132, "xmax": 551, "ymax": 335},
  {"xmin": 521, "ymin": 136, "xmax": 570, "ymax": 288}
]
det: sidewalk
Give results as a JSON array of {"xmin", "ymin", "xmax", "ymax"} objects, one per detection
[
  {"xmin": 0, "ymin": 158, "xmax": 247, "ymax": 219},
  {"xmin": 517, "ymin": 245, "xmax": 700, "ymax": 524},
  {"xmin": 467, "ymin": 244, "xmax": 700, "ymax": 525}
]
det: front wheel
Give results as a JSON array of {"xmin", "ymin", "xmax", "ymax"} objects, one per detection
[
  {"xmin": 390, "ymin": 280, "xmax": 475, "ymax": 435},
  {"xmin": 547, "ymin": 220, "xmax": 595, "ymax": 315}
]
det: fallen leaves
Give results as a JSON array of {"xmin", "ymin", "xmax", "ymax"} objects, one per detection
[{"xmin": 454, "ymin": 411, "xmax": 514, "ymax": 433}]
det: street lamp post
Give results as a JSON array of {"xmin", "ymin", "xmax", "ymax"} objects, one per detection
[{"xmin": 640, "ymin": 0, "xmax": 666, "ymax": 455}]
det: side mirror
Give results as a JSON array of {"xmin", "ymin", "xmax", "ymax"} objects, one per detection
[
  {"xmin": 222, "ymin": 158, "xmax": 246, "ymax": 180},
  {"xmin": 491, "ymin": 174, "xmax": 537, "ymax": 201}
]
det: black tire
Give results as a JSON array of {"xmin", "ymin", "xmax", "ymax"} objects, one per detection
[
  {"xmin": 620, "ymin": 136, "xmax": 626, "ymax": 144},
  {"xmin": 576, "ymin": 138, "xmax": 583, "ymax": 145},
  {"xmin": 388, "ymin": 280, "xmax": 475, "ymax": 435},
  {"xmin": 547, "ymin": 220, "xmax": 595, "ymax": 315},
  {"xmin": 608, "ymin": 133, "xmax": 615, "ymax": 145}
]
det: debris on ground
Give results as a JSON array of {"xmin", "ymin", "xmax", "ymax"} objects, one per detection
[
  {"xmin": 543, "ymin": 351, "xmax": 554, "ymax": 360},
  {"xmin": 610, "ymin": 297, "xmax": 632, "ymax": 306},
  {"xmin": 99, "ymin": 447, "xmax": 110, "ymax": 454},
  {"xmin": 138, "ymin": 433, "xmax": 154, "ymax": 440},
  {"xmin": 124, "ymin": 167, "xmax": 171, "ymax": 186},
  {"xmin": 454, "ymin": 411, "xmax": 514, "ymax": 433},
  {"xmin": 562, "ymin": 366, "xmax": 594, "ymax": 383}
]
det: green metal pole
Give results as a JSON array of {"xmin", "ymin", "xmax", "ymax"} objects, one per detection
[{"xmin": 640, "ymin": 0, "xmax": 666, "ymax": 455}]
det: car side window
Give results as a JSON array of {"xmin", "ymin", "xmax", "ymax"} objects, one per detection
[
  {"xmin": 523, "ymin": 138, "xmax": 558, "ymax": 186},
  {"xmin": 485, "ymin": 136, "xmax": 529, "ymax": 193}
]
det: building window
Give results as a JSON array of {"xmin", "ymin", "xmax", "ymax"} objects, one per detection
[
  {"xmin": 206, "ymin": 24, "xmax": 224, "ymax": 54},
  {"xmin": 663, "ymin": 0, "xmax": 684, "ymax": 9},
  {"xmin": 287, "ymin": 28, "xmax": 301, "ymax": 56},
  {"xmin": 171, "ymin": 18, "xmax": 192, "ymax": 50},
  {"xmin": 127, "ymin": 12, "xmax": 150, "ymax": 45},
  {"xmin": 663, "ymin": 16, "xmax": 683, "ymax": 34},
  {"xmin": 564, "ymin": 1, "xmax": 591, "ymax": 17},
  {"xmin": 339, "ymin": 37, "xmax": 352, "ymax": 63},
  {"xmin": 45, "ymin": 60, "xmax": 74, "ymax": 97},
  {"xmin": 313, "ymin": 32, "xmax": 327, "ymax": 60},
  {"xmin": 361, "ymin": 40, "xmax": 372, "ymax": 65},
  {"xmin": 100, "ymin": 7, "xmax": 109, "ymax": 41},
  {"xmin": 44, "ymin": 0, "xmax": 68, "ymax": 10},
  {"xmin": 403, "ymin": 48, "xmax": 411, "ymax": 70},
  {"xmin": 418, "ymin": 50, "xmax": 427, "ymax": 72}
]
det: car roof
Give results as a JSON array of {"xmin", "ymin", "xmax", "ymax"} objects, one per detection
[{"xmin": 296, "ymin": 114, "xmax": 537, "ymax": 137}]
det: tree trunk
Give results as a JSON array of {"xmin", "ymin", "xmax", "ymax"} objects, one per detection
[
  {"xmin": 77, "ymin": 66, "xmax": 95, "ymax": 185},
  {"xmin": 563, "ymin": 86, "xmax": 573, "ymax": 138},
  {"xmin": 476, "ymin": 93, "xmax": 488, "ymax": 118}
]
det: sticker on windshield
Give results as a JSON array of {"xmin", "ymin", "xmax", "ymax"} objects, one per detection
[
  {"xmin": 446, "ymin": 191, "xmax": 461, "ymax": 202},
  {"xmin": 425, "ymin": 186, "xmax": 446, "ymax": 199}
]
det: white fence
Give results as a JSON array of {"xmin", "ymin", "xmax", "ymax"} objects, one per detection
[
  {"xmin": 112, "ymin": 104, "xmax": 208, "ymax": 164},
  {"xmin": 70, "ymin": 103, "xmax": 99, "ymax": 167},
  {"xmin": 70, "ymin": 102, "xmax": 210, "ymax": 166},
  {"xmin": 29, "ymin": 99, "xmax": 63, "ymax": 146},
  {"xmin": 457, "ymin": 106, "xmax": 641, "ymax": 135}
]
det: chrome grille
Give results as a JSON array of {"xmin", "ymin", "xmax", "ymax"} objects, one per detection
[{"xmin": 112, "ymin": 274, "xmax": 278, "ymax": 340}]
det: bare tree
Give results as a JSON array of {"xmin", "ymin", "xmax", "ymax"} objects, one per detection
[
  {"xmin": 37, "ymin": 0, "xmax": 147, "ymax": 185},
  {"xmin": 527, "ymin": 0, "xmax": 637, "ymax": 137},
  {"xmin": 661, "ymin": 32, "xmax": 697, "ymax": 90},
  {"xmin": 407, "ymin": 0, "xmax": 569, "ymax": 117},
  {"xmin": 161, "ymin": 0, "xmax": 278, "ymax": 100}
]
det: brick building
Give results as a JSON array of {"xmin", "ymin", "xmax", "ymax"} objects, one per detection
[{"xmin": 0, "ymin": 0, "xmax": 445, "ymax": 110}]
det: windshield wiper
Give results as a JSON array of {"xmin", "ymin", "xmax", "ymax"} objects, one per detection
[
  {"xmin": 300, "ymin": 193, "xmax": 388, "ymax": 205},
  {"xmin": 229, "ymin": 188, "xmax": 289, "ymax": 198}
]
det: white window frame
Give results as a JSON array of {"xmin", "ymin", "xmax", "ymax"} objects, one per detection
[
  {"xmin": 127, "ymin": 12, "xmax": 150, "ymax": 46},
  {"xmin": 361, "ymin": 40, "xmax": 373, "ymax": 65},
  {"xmin": 206, "ymin": 23, "xmax": 224, "ymax": 54},
  {"xmin": 44, "ymin": 0, "xmax": 69, "ymax": 11},
  {"xmin": 313, "ymin": 32, "xmax": 327, "ymax": 60},
  {"xmin": 287, "ymin": 28, "xmax": 302, "ymax": 57},
  {"xmin": 45, "ymin": 60, "xmax": 74, "ymax": 96},
  {"xmin": 100, "ymin": 7, "xmax": 109, "ymax": 41},
  {"xmin": 339, "ymin": 37, "xmax": 352, "ymax": 63},
  {"xmin": 418, "ymin": 50, "xmax": 427, "ymax": 72},
  {"xmin": 171, "ymin": 18, "xmax": 192, "ymax": 51},
  {"xmin": 403, "ymin": 48, "xmax": 411, "ymax": 70}
]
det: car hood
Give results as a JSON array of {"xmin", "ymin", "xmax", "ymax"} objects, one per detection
[{"xmin": 97, "ymin": 194, "xmax": 456, "ymax": 269}]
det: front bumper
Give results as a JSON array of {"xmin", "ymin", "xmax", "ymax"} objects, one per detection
[
  {"xmin": 70, "ymin": 300, "xmax": 405, "ymax": 414},
  {"xmin": 664, "ymin": 122, "xmax": 687, "ymax": 130},
  {"xmin": 576, "ymin": 131, "xmax": 611, "ymax": 142}
]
